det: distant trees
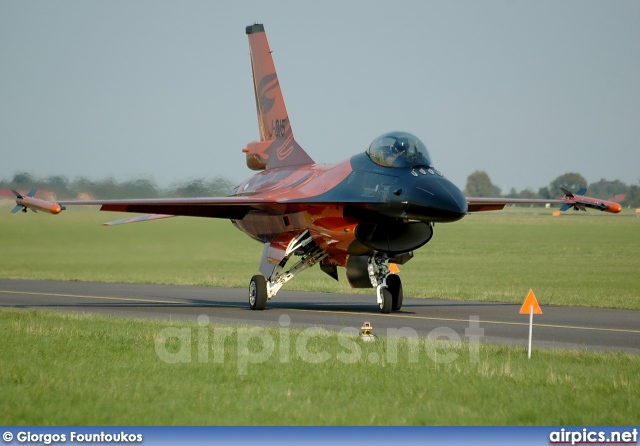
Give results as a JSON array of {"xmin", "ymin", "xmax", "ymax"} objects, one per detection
[
  {"xmin": 0, "ymin": 173, "xmax": 235, "ymax": 199},
  {"xmin": 459, "ymin": 170, "xmax": 640, "ymax": 207},
  {"xmin": 464, "ymin": 170, "xmax": 501, "ymax": 197},
  {"xmin": 170, "ymin": 177, "xmax": 236, "ymax": 198},
  {"xmin": 537, "ymin": 186, "xmax": 551, "ymax": 200},
  {"xmin": 506, "ymin": 188, "xmax": 537, "ymax": 199},
  {"xmin": 548, "ymin": 172, "xmax": 588, "ymax": 196},
  {"xmin": 588, "ymin": 179, "xmax": 629, "ymax": 199},
  {"xmin": 45, "ymin": 175, "xmax": 73, "ymax": 198},
  {"xmin": 626, "ymin": 184, "xmax": 640, "ymax": 207},
  {"xmin": 11, "ymin": 172, "xmax": 36, "ymax": 186}
]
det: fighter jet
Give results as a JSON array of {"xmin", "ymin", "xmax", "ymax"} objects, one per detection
[{"xmin": 13, "ymin": 24, "xmax": 622, "ymax": 313}]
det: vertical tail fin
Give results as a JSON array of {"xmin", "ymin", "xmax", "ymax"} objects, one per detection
[{"xmin": 243, "ymin": 24, "xmax": 314, "ymax": 170}]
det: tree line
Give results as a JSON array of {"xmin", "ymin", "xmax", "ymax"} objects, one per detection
[
  {"xmin": 464, "ymin": 171, "xmax": 640, "ymax": 208},
  {"xmin": 1, "ymin": 172, "xmax": 236, "ymax": 199}
]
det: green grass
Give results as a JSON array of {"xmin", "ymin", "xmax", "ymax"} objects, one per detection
[
  {"xmin": 411, "ymin": 210, "xmax": 640, "ymax": 309},
  {"xmin": 2, "ymin": 208, "xmax": 638, "ymax": 426},
  {"xmin": 1, "ymin": 206, "xmax": 639, "ymax": 309},
  {"xmin": 1, "ymin": 308, "xmax": 638, "ymax": 425}
]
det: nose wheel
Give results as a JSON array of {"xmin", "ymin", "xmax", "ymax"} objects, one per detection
[
  {"xmin": 368, "ymin": 254, "xmax": 404, "ymax": 313},
  {"xmin": 387, "ymin": 274, "xmax": 403, "ymax": 311},
  {"xmin": 376, "ymin": 274, "xmax": 403, "ymax": 314},
  {"xmin": 377, "ymin": 285, "xmax": 393, "ymax": 313}
]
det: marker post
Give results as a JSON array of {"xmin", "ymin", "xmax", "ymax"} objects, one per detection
[
  {"xmin": 527, "ymin": 305, "xmax": 533, "ymax": 359},
  {"xmin": 519, "ymin": 289, "xmax": 542, "ymax": 359}
]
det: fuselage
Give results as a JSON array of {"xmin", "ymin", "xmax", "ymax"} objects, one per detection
[{"xmin": 231, "ymin": 150, "xmax": 467, "ymax": 267}]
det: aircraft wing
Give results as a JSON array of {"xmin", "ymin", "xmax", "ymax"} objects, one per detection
[
  {"xmin": 466, "ymin": 197, "xmax": 566, "ymax": 213},
  {"xmin": 53, "ymin": 196, "xmax": 282, "ymax": 220},
  {"xmin": 13, "ymin": 188, "xmax": 622, "ymax": 221},
  {"xmin": 13, "ymin": 191, "xmax": 382, "ymax": 221}
]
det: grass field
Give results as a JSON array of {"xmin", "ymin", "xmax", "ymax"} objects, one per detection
[
  {"xmin": 1, "ymin": 308, "xmax": 638, "ymax": 425},
  {"xmin": 1, "ymin": 206, "xmax": 639, "ymax": 309},
  {"xmin": 1, "ymin": 206, "xmax": 639, "ymax": 426}
]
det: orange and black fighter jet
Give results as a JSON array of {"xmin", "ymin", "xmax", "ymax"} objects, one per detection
[{"xmin": 13, "ymin": 24, "xmax": 622, "ymax": 313}]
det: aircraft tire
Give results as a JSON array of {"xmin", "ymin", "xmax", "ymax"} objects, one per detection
[
  {"xmin": 379, "ymin": 287, "xmax": 392, "ymax": 314},
  {"xmin": 249, "ymin": 275, "xmax": 267, "ymax": 310},
  {"xmin": 387, "ymin": 274, "xmax": 403, "ymax": 311}
]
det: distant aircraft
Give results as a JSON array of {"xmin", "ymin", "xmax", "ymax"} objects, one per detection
[{"xmin": 13, "ymin": 24, "xmax": 622, "ymax": 313}]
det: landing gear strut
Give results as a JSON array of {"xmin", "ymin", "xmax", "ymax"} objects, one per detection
[
  {"xmin": 368, "ymin": 253, "xmax": 403, "ymax": 314},
  {"xmin": 247, "ymin": 232, "xmax": 404, "ymax": 314},
  {"xmin": 248, "ymin": 231, "xmax": 327, "ymax": 310}
]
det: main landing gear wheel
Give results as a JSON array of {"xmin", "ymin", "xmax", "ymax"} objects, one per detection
[
  {"xmin": 379, "ymin": 286, "xmax": 392, "ymax": 314},
  {"xmin": 387, "ymin": 274, "xmax": 403, "ymax": 311},
  {"xmin": 249, "ymin": 275, "xmax": 267, "ymax": 310}
]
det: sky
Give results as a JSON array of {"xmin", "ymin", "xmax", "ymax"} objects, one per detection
[{"xmin": 1, "ymin": 0, "xmax": 639, "ymax": 193}]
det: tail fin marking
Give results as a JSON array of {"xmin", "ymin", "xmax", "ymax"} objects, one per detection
[{"xmin": 244, "ymin": 23, "xmax": 314, "ymax": 170}]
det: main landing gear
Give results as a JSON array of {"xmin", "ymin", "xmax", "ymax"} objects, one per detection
[
  {"xmin": 248, "ymin": 230, "xmax": 327, "ymax": 311},
  {"xmin": 247, "ymin": 236, "xmax": 404, "ymax": 313}
]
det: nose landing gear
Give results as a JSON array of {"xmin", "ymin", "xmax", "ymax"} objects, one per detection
[{"xmin": 369, "ymin": 254, "xmax": 403, "ymax": 314}]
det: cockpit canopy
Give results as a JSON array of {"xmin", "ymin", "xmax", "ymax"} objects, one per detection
[{"xmin": 367, "ymin": 131, "xmax": 432, "ymax": 168}]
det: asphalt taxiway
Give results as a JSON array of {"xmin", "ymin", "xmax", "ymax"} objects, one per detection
[{"xmin": 0, "ymin": 279, "xmax": 638, "ymax": 353}]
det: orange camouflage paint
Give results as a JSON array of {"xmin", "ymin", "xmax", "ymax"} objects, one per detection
[{"xmin": 244, "ymin": 24, "xmax": 314, "ymax": 171}]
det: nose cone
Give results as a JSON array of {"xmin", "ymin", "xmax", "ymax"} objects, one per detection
[{"xmin": 405, "ymin": 175, "xmax": 467, "ymax": 222}]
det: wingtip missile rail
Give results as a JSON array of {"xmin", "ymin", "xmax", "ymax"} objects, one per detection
[{"xmin": 11, "ymin": 190, "xmax": 65, "ymax": 215}]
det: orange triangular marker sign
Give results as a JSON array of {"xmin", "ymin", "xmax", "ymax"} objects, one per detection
[{"xmin": 519, "ymin": 289, "xmax": 542, "ymax": 314}]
